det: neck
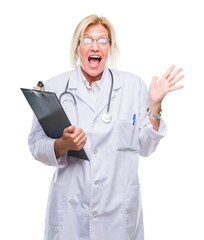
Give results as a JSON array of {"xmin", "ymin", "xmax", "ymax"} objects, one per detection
[{"xmin": 80, "ymin": 67, "xmax": 103, "ymax": 86}]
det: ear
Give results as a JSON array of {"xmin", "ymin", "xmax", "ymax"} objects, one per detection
[{"xmin": 75, "ymin": 46, "xmax": 80, "ymax": 58}]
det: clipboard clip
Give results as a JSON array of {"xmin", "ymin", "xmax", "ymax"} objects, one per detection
[{"xmin": 33, "ymin": 81, "xmax": 45, "ymax": 91}]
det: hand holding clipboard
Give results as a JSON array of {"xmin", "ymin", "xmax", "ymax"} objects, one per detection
[{"xmin": 21, "ymin": 88, "xmax": 89, "ymax": 161}]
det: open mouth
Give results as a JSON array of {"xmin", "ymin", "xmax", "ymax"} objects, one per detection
[{"xmin": 88, "ymin": 55, "xmax": 102, "ymax": 66}]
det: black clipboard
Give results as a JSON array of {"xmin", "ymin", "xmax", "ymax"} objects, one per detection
[{"xmin": 21, "ymin": 88, "xmax": 89, "ymax": 161}]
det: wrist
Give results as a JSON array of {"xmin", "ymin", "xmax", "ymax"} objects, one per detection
[
  {"xmin": 149, "ymin": 101, "xmax": 162, "ymax": 114},
  {"xmin": 54, "ymin": 138, "xmax": 68, "ymax": 159},
  {"xmin": 147, "ymin": 101, "xmax": 162, "ymax": 119}
]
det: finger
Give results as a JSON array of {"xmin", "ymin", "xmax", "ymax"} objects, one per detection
[
  {"xmin": 74, "ymin": 136, "xmax": 87, "ymax": 150},
  {"xmin": 169, "ymin": 75, "xmax": 184, "ymax": 87},
  {"xmin": 163, "ymin": 65, "xmax": 176, "ymax": 79},
  {"xmin": 64, "ymin": 127, "xmax": 82, "ymax": 140},
  {"xmin": 169, "ymin": 85, "xmax": 184, "ymax": 92},
  {"xmin": 168, "ymin": 68, "xmax": 183, "ymax": 81},
  {"xmin": 79, "ymin": 136, "xmax": 87, "ymax": 147},
  {"xmin": 64, "ymin": 125, "xmax": 76, "ymax": 133},
  {"xmin": 74, "ymin": 127, "xmax": 83, "ymax": 133},
  {"xmin": 73, "ymin": 131, "xmax": 86, "ymax": 144},
  {"xmin": 72, "ymin": 128, "xmax": 84, "ymax": 138}
]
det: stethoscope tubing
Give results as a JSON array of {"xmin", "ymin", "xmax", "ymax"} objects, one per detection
[
  {"xmin": 107, "ymin": 69, "xmax": 113, "ymax": 113},
  {"xmin": 59, "ymin": 80, "xmax": 76, "ymax": 105},
  {"xmin": 59, "ymin": 68, "xmax": 114, "ymax": 124}
]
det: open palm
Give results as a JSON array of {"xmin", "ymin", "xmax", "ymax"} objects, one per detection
[{"xmin": 149, "ymin": 65, "xmax": 184, "ymax": 105}]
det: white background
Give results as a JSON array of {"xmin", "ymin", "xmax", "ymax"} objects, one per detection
[{"xmin": 0, "ymin": 0, "xmax": 203, "ymax": 239}]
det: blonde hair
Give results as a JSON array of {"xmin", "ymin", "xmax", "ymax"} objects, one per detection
[{"xmin": 70, "ymin": 15, "xmax": 119, "ymax": 68}]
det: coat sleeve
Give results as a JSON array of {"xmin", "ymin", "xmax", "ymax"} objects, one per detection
[
  {"xmin": 28, "ymin": 77, "xmax": 68, "ymax": 168},
  {"xmin": 138, "ymin": 82, "xmax": 167, "ymax": 157},
  {"xmin": 28, "ymin": 115, "xmax": 68, "ymax": 167}
]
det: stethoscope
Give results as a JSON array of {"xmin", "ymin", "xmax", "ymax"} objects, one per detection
[{"xmin": 59, "ymin": 69, "xmax": 114, "ymax": 125}]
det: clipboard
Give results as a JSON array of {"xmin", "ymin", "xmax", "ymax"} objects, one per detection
[{"xmin": 21, "ymin": 88, "xmax": 89, "ymax": 161}]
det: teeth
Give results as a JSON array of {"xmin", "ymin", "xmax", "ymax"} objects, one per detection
[{"xmin": 90, "ymin": 56, "xmax": 101, "ymax": 58}]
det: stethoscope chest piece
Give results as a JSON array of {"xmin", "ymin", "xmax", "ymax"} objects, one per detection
[{"xmin": 101, "ymin": 112, "xmax": 112, "ymax": 123}]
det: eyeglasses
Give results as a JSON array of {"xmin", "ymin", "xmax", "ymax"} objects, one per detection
[{"xmin": 80, "ymin": 37, "xmax": 111, "ymax": 47}]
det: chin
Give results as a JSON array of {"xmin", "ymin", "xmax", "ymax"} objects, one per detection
[
  {"xmin": 88, "ymin": 69, "xmax": 103, "ymax": 76},
  {"xmin": 82, "ymin": 65, "xmax": 105, "ymax": 78}
]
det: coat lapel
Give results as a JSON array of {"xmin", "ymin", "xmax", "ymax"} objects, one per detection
[
  {"xmin": 68, "ymin": 66, "xmax": 123, "ymax": 119},
  {"xmin": 93, "ymin": 68, "xmax": 122, "ymax": 121},
  {"xmin": 68, "ymin": 66, "xmax": 95, "ymax": 112}
]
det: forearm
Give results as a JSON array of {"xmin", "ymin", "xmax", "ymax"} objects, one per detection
[
  {"xmin": 54, "ymin": 138, "xmax": 69, "ymax": 159},
  {"xmin": 148, "ymin": 102, "xmax": 161, "ymax": 131}
]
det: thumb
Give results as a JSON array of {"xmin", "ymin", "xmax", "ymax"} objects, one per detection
[
  {"xmin": 66, "ymin": 125, "xmax": 76, "ymax": 133},
  {"xmin": 151, "ymin": 76, "xmax": 158, "ymax": 85}
]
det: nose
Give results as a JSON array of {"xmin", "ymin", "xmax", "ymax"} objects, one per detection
[{"xmin": 91, "ymin": 39, "xmax": 99, "ymax": 51}]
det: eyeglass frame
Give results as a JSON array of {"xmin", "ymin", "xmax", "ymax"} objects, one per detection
[{"xmin": 79, "ymin": 37, "xmax": 111, "ymax": 46}]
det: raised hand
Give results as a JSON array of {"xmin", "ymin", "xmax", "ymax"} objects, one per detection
[{"xmin": 149, "ymin": 65, "xmax": 184, "ymax": 107}]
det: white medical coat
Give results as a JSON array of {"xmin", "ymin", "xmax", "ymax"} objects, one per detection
[{"xmin": 28, "ymin": 65, "xmax": 167, "ymax": 240}]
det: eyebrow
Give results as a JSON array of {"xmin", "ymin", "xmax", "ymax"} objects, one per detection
[{"xmin": 83, "ymin": 34, "xmax": 109, "ymax": 38}]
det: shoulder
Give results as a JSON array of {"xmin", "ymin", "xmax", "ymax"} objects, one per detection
[
  {"xmin": 110, "ymin": 68, "xmax": 147, "ymax": 90},
  {"xmin": 44, "ymin": 71, "xmax": 71, "ymax": 91}
]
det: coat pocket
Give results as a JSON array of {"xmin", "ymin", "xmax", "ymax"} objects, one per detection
[
  {"xmin": 123, "ymin": 185, "xmax": 140, "ymax": 228},
  {"xmin": 46, "ymin": 182, "xmax": 68, "ymax": 227},
  {"xmin": 116, "ymin": 120, "xmax": 139, "ymax": 151}
]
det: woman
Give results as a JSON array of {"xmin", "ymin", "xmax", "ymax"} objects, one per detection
[{"xmin": 28, "ymin": 15, "xmax": 184, "ymax": 240}]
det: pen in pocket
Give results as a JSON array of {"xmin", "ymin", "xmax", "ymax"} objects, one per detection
[{"xmin": 132, "ymin": 114, "xmax": 136, "ymax": 126}]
